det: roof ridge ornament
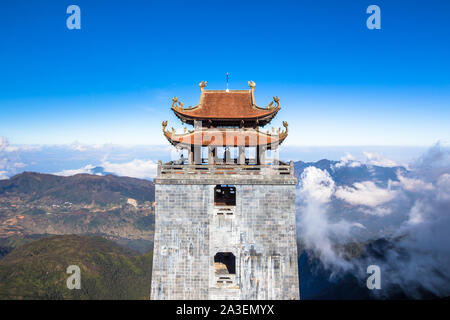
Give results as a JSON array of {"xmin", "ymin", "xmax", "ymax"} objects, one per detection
[
  {"xmin": 266, "ymin": 96, "xmax": 280, "ymax": 109},
  {"xmin": 162, "ymin": 120, "xmax": 178, "ymax": 137},
  {"xmin": 248, "ymin": 80, "xmax": 256, "ymax": 104},
  {"xmin": 172, "ymin": 97, "xmax": 184, "ymax": 110},
  {"xmin": 162, "ymin": 120, "xmax": 168, "ymax": 133},
  {"xmin": 199, "ymin": 81, "xmax": 207, "ymax": 92},
  {"xmin": 280, "ymin": 121, "xmax": 288, "ymax": 138}
]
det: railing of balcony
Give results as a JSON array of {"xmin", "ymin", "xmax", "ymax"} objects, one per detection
[{"xmin": 157, "ymin": 161, "xmax": 294, "ymax": 177}]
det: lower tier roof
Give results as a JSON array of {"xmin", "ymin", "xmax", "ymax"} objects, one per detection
[{"xmin": 162, "ymin": 121, "xmax": 288, "ymax": 149}]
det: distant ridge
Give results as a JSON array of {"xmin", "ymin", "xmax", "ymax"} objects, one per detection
[{"xmin": 0, "ymin": 171, "xmax": 155, "ymax": 205}]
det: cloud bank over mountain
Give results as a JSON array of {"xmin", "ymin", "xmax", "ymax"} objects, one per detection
[
  {"xmin": 0, "ymin": 136, "xmax": 436, "ymax": 180},
  {"xmin": 335, "ymin": 181, "xmax": 397, "ymax": 208},
  {"xmin": 296, "ymin": 144, "xmax": 450, "ymax": 298},
  {"xmin": 0, "ymin": 138, "xmax": 170, "ymax": 180},
  {"xmin": 0, "ymin": 137, "xmax": 29, "ymax": 179},
  {"xmin": 297, "ymin": 166, "xmax": 365, "ymax": 272},
  {"xmin": 55, "ymin": 159, "xmax": 158, "ymax": 180}
]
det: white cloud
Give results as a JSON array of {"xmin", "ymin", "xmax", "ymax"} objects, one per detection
[
  {"xmin": 69, "ymin": 141, "xmax": 89, "ymax": 152},
  {"xmin": 363, "ymin": 151, "xmax": 398, "ymax": 167},
  {"xmin": 406, "ymin": 201, "xmax": 425, "ymax": 225},
  {"xmin": 297, "ymin": 167, "xmax": 365, "ymax": 271},
  {"xmin": 332, "ymin": 151, "xmax": 400, "ymax": 169},
  {"xmin": 56, "ymin": 164, "xmax": 96, "ymax": 176},
  {"xmin": 335, "ymin": 181, "xmax": 397, "ymax": 208},
  {"xmin": 101, "ymin": 159, "xmax": 157, "ymax": 179},
  {"xmin": 300, "ymin": 166, "xmax": 335, "ymax": 203},
  {"xmin": 0, "ymin": 171, "xmax": 8, "ymax": 180},
  {"xmin": 348, "ymin": 161, "xmax": 362, "ymax": 167},
  {"xmin": 394, "ymin": 172, "xmax": 434, "ymax": 192},
  {"xmin": 436, "ymin": 173, "xmax": 450, "ymax": 202},
  {"xmin": 13, "ymin": 162, "xmax": 27, "ymax": 168},
  {"xmin": 359, "ymin": 206, "xmax": 392, "ymax": 217},
  {"xmin": 0, "ymin": 137, "xmax": 19, "ymax": 152},
  {"xmin": 55, "ymin": 159, "xmax": 158, "ymax": 179},
  {"xmin": 1, "ymin": 136, "xmax": 42, "ymax": 153},
  {"xmin": 334, "ymin": 153, "xmax": 361, "ymax": 168}
]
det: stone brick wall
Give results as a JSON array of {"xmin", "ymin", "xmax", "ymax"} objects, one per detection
[{"xmin": 151, "ymin": 179, "xmax": 299, "ymax": 300}]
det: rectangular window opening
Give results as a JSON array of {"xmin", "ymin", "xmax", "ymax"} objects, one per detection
[{"xmin": 214, "ymin": 185, "xmax": 236, "ymax": 207}]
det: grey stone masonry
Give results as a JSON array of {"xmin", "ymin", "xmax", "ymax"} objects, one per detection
[{"xmin": 151, "ymin": 164, "xmax": 300, "ymax": 300}]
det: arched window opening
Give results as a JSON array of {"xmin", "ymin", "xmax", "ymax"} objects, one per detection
[{"xmin": 214, "ymin": 252, "xmax": 236, "ymax": 275}]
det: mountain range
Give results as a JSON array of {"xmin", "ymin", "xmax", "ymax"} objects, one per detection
[
  {"xmin": 0, "ymin": 172, "xmax": 155, "ymax": 252},
  {"xmin": 0, "ymin": 159, "xmax": 415, "ymax": 299},
  {"xmin": 0, "ymin": 171, "xmax": 154, "ymax": 205}
]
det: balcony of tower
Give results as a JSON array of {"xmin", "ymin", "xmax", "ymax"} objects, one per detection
[{"xmin": 155, "ymin": 140, "xmax": 296, "ymax": 184}]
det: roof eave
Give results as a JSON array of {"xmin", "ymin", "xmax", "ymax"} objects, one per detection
[
  {"xmin": 163, "ymin": 131, "xmax": 288, "ymax": 148},
  {"xmin": 171, "ymin": 106, "xmax": 280, "ymax": 124}
]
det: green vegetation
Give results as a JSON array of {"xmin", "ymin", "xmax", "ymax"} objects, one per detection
[
  {"xmin": 0, "ymin": 172, "xmax": 155, "ymax": 244},
  {"xmin": 0, "ymin": 234, "xmax": 49, "ymax": 251},
  {"xmin": 0, "ymin": 172, "xmax": 155, "ymax": 206},
  {"xmin": 21, "ymin": 208, "xmax": 46, "ymax": 215},
  {"xmin": 0, "ymin": 235, "xmax": 152, "ymax": 300},
  {"xmin": 134, "ymin": 215, "xmax": 155, "ymax": 231},
  {"xmin": 0, "ymin": 234, "xmax": 50, "ymax": 259}
]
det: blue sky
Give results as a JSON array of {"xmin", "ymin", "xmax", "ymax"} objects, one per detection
[{"xmin": 0, "ymin": 0, "xmax": 449, "ymax": 146}]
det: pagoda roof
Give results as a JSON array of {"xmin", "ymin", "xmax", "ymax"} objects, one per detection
[
  {"xmin": 162, "ymin": 121, "xmax": 288, "ymax": 149},
  {"xmin": 171, "ymin": 81, "xmax": 280, "ymax": 126}
]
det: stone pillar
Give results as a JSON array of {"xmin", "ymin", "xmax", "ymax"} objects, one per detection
[
  {"xmin": 188, "ymin": 146, "xmax": 194, "ymax": 164},
  {"xmin": 224, "ymin": 148, "xmax": 232, "ymax": 164},
  {"xmin": 238, "ymin": 146, "xmax": 245, "ymax": 165},
  {"xmin": 208, "ymin": 146, "xmax": 216, "ymax": 165},
  {"xmin": 194, "ymin": 145, "xmax": 202, "ymax": 165},
  {"xmin": 259, "ymin": 146, "xmax": 266, "ymax": 165}
]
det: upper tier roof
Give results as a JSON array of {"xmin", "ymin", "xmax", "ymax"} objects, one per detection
[{"xmin": 171, "ymin": 81, "xmax": 280, "ymax": 127}]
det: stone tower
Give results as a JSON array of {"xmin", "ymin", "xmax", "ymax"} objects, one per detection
[{"xmin": 151, "ymin": 81, "xmax": 299, "ymax": 300}]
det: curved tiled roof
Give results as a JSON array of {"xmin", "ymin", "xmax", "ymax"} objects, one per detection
[
  {"xmin": 172, "ymin": 89, "xmax": 280, "ymax": 125},
  {"xmin": 162, "ymin": 127, "xmax": 288, "ymax": 149}
]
